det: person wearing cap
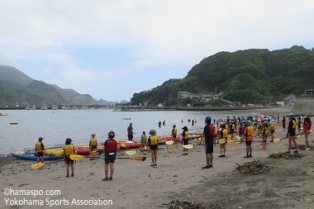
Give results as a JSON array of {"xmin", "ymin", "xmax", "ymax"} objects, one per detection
[
  {"xmin": 63, "ymin": 138, "xmax": 75, "ymax": 177},
  {"xmin": 35, "ymin": 137, "xmax": 46, "ymax": 163},
  {"xmin": 89, "ymin": 133, "xmax": 97, "ymax": 160},
  {"xmin": 286, "ymin": 113, "xmax": 298, "ymax": 154},
  {"xmin": 181, "ymin": 126, "xmax": 189, "ymax": 155},
  {"xmin": 103, "ymin": 131, "xmax": 118, "ymax": 181},
  {"xmin": 171, "ymin": 125, "xmax": 177, "ymax": 144},
  {"xmin": 201, "ymin": 116, "xmax": 215, "ymax": 168},
  {"xmin": 148, "ymin": 129, "xmax": 158, "ymax": 166},
  {"xmin": 140, "ymin": 131, "xmax": 147, "ymax": 152}
]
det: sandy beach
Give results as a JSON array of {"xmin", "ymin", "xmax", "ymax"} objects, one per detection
[{"xmin": 1, "ymin": 108, "xmax": 314, "ymax": 209}]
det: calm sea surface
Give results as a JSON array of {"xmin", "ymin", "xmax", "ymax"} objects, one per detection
[{"xmin": 0, "ymin": 109, "xmax": 263, "ymax": 154}]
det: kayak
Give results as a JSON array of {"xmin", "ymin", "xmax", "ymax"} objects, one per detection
[
  {"xmin": 126, "ymin": 141, "xmax": 141, "ymax": 149},
  {"xmin": 158, "ymin": 139, "xmax": 166, "ymax": 145},
  {"xmin": 10, "ymin": 153, "xmax": 63, "ymax": 161},
  {"xmin": 75, "ymin": 147, "xmax": 91, "ymax": 155},
  {"xmin": 45, "ymin": 149, "xmax": 63, "ymax": 156},
  {"xmin": 160, "ymin": 136, "xmax": 181, "ymax": 142}
]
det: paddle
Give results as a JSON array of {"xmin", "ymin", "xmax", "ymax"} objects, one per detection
[
  {"xmin": 227, "ymin": 139, "xmax": 235, "ymax": 145},
  {"xmin": 167, "ymin": 144, "xmax": 177, "ymax": 150},
  {"xmin": 70, "ymin": 154, "xmax": 84, "ymax": 161},
  {"xmin": 125, "ymin": 150, "xmax": 137, "ymax": 156},
  {"xmin": 89, "ymin": 151, "xmax": 99, "ymax": 157},
  {"xmin": 117, "ymin": 156, "xmax": 146, "ymax": 161},
  {"xmin": 183, "ymin": 144, "xmax": 193, "ymax": 149},
  {"xmin": 273, "ymin": 137, "xmax": 288, "ymax": 144},
  {"xmin": 31, "ymin": 163, "xmax": 45, "ymax": 169}
]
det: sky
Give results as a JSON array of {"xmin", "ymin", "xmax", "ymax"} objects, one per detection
[{"xmin": 0, "ymin": 0, "xmax": 314, "ymax": 102}]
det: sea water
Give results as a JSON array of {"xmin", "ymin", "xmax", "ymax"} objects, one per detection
[{"xmin": 0, "ymin": 109, "xmax": 264, "ymax": 154}]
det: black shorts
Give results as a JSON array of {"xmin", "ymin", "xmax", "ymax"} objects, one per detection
[
  {"xmin": 65, "ymin": 156, "xmax": 74, "ymax": 165},
  {"xmin": 172, "ymin": 134, "xmax": 177, "ymax": 138},
  {"xmin": 105, "ymin": 153, "xmax": 116, "ymax": 164},
  {"xmin": 230, "ymin": 129, "xmax": 234, "ymax": 134},
  {"xmin": 246, "ymin": 141, "xmax": 252, "ymax": 146},
  {"xmin": 90, "ymin": 145, "xmax": 97, "ymax": 149},
  {"xmin": 204, "ymin": 143, "xmax": 213, "ymax": 154},
  {"xmin": 128, "ymin": 134, "xmax": 133, "ymax": 140},
  {"xmin": 289, "ymin": 130, "xmax": 296, "ymax": 137},
  {"xmin": 150, "ymin": 145, "xmax": 158, "ymax": 151},
  {"xmin": 183, "ymin": 139, "xmax": 188, "ymax": 145},
  {"xmin": 37, "ymin": 152, "xmax": 44, "ymax": 157}
]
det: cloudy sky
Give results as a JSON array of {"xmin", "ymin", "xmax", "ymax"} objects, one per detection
[{"xmin": 0, "ymin": 0, "xmax": 313, "ymax": 102}]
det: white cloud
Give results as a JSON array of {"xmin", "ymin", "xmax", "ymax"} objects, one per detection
[{"xmin": 0, "ymin": 0, "xmax": 314, "ymax": 100}]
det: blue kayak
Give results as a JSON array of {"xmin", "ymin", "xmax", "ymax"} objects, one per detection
[{"xmin": 10, "ymin": 153, "xmax": 63, "ymax": 161}]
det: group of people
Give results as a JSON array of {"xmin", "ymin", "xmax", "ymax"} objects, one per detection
[{"xmin": 34, "ymin": 112, "xmax": 312, "ymax": 179}]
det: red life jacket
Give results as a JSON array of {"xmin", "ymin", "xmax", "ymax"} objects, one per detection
[
  {"xmin": 208, "ymin": 124, "xmax": 215, "ymax": 136},
  {"xmin": 105, "ymin": 139, "xmax": 117, "ymax": 152}
]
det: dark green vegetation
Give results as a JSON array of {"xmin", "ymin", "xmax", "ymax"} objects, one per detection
[
  {"xmin": 131, "ymin": 46, "xmax": 314, "ymax": 106},
  {"xmin": 0, "ymin": 65, "xmax": 94, "ymax": 107}
]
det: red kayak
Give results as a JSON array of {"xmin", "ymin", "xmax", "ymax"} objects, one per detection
[
  {"xmin": 75, "ymin": 147, "xmax": 91, "ymax": 155},
  {"xmin": 161, "ymin": 136, "xmax": 181, "ymax": 142}
]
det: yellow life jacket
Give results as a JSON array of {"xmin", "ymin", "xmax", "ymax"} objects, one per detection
[
  {"xmin": 35, "ymin": 142, "xmax": 43, "ymax": 152},
  {"xmin": 292, "ymin": 120, "xmax": 298, "ymax": 129},
  {"xmin": 246, "ymin": 126, "xmax": 254, "ymax": 135},
  {"xmin": 149, "ymin": 135, "xmax": 159, "ymax": 145},
  {"xmin": 264, "ymin": 126, "xmax": 270, "ymax": 135},
  {"xmin": 64, "ymin": 145, "xmax": 75, "ymax": 156},
  {"xmin": 182, "ymin": 131, "xmax": 189, "ymax": 140},
  {"xmin": 172, "ymin": 128, "xmax": 177, "ymax": 135},
  {"xmin": 89, "ymin": 137, "xmax": 97, "ymax": 146},
  {"xmin": 214, "ymin": 127, "xmax": 218, "ymax": 135},
  {"xmin": 222, "ymin": 129, "xmax": 228, "ymax": 138},
  {"xmin": 141, "ymin": 134, "xmax": 147, "ymax": 141}
]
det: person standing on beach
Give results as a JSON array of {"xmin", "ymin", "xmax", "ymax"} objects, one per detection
[
  {"xmin": 172, "ymin": 125, "xmax": 177, "ymax": 144},
  {"xmin": 261, "ymin": 122, "xmax": 270, "ymax": 150},
  {"xmin": 282, "ymin": 116, "xmax": 286, "ymax": 131},
  {"xmin": 244, "ymin": 120, "xmax": 254, "ymax": 158},
  {"xmin": 297, "ymin": 117, "xmax": 302, "ymax": 135},
  {"xmin": 148, "ymin": 129, "xmax": 158, "ymax": 166},
  {"xmin": 219, "ymin": 124, "xmax": 228, "ymax": 157},
  {"xmin": 140, "ymin": 131, "xmax": 147, "ymax": 152},
  {"xmin": 103, "ymin": 131, "xmax": 118, "ymax": 181},
  {"xmin": 63, "ymin": 138, "xmax": 75, "ymax": 177},
  {"xmin": 127, "ymin": 123, "xmax": 133, "ymax": 141},
  {"xmin": 89, "ymin": 133, "xmax": 97, "ymax": 160},
  {"xmin": 270, "ymin": 122, "xmax": 276, "ymax": 142},
  {"xmin": 303, "ymin": 116, "xmax": 312, "ymax": 151},
  {"xmin": 181, "ymin": 126, "xmax": 189, "ymax": 155},
  {"xmin": 202, "ymin": 116, "xmax": 215, "ymax": 169},
  {"xmin": 238, "ymin": 123, "xmax": 245, "ymax": 142},
  {"xmin": 286, "ymin": 113, "xmax": 298, "ymax": 154},
  {"xmin": 35, "ymin": 137, "xmax": 46, "ymax": 163}
]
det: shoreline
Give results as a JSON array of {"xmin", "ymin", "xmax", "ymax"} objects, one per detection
[{"xmin": 2, "ymin": 109, "xmax": 314, "ymax": 209}]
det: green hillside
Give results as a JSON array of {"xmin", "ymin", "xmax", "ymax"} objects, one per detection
[{"xmin": 131, "ymin": 45, "xmax": 314, "ymax": 106}]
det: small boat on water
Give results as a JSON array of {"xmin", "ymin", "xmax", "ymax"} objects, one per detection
[
  {"xmin": 10, "ymin": 153, "xmax": 63, "ymax": 161},
  {"xmin": 10, "ymin": 122, "xmax": 18, "ymax": 125}
]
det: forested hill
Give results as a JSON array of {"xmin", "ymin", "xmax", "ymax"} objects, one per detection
[{"xmin": 131, "ymin": 45, "xmax": 314, "ymax": 106}]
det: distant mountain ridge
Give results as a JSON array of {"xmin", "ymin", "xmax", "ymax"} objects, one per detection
[{"xmin": 0, "ymin": 65, "xmax": 117, "ymax": 107}]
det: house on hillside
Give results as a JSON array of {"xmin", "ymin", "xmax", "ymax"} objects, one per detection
[
  {"xmin": 178, "ymin": 91, "xmax": 216, "ymax": 102},
  {"xmin": 284, "ymin": 94, "xmax": 296, "ymax": 102},
  {"xmin": 305, "ymin": 89, "xmax": 314, "ymax": 95}
]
